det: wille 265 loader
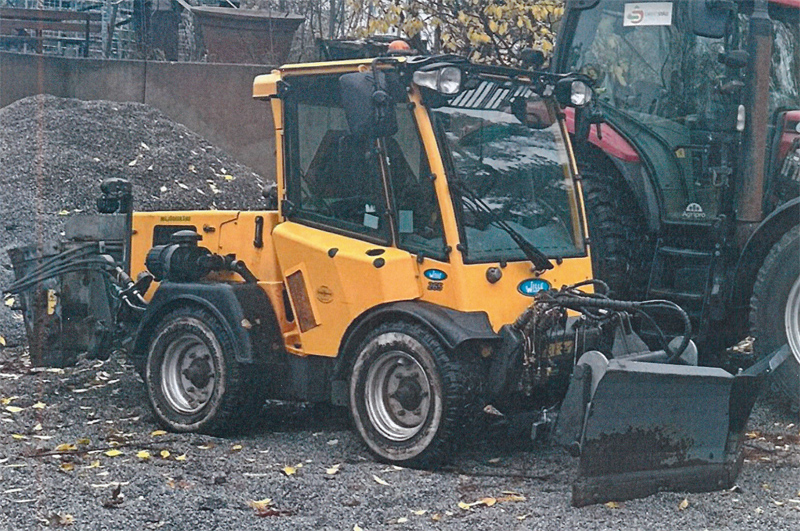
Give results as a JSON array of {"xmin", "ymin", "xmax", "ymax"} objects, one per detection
[{"xmin": 5, "ymin": 55, "xmax": 787, "ymax": 506}]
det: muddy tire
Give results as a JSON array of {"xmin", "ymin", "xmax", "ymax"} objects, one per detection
[
  {"xmin": 349, "ymin": 321, "xmax": 478, "ymax": 468},
  {"xmin": 580, "ymin": 164, "xmax": 650, "ymax": 300},
  {"xmin": 145, "ymin": 306, "xmax": 253, "ymax": 434},
  {"xmin": 750, "ymin": 226, "xmax": 800, "ymax": 410}
]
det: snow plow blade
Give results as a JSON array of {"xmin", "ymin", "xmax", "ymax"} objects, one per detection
[{"xmin": 553, "ymin": 345, "xmax": 790, "ymax": 507}]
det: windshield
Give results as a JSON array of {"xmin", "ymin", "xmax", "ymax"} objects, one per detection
[
  {"xmin": 564, "ymin": 1, "xmax": 725, "ymax": 120},
  {"xmin": 433, "ymin": 82, "xmax": 584, "ymax": 263},
  {"xmin": 561, "ymin": 1, "xmax": 737, "ymax": 222}
]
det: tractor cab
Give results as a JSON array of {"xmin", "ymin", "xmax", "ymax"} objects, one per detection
[
  {"xmin": 552, "ymin": 0, "xmax": 800, "ymax": 349},
  {"xmin": 253, "ymin": 58, "xmax": 596, "ymax": 355},
  {"xmin": 557, "ymin": 0, "xmax": 799, "ymax": 224}
]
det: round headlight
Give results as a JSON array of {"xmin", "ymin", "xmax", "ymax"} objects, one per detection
[
  {"xmin": 570, "ymin": 80, "xmax": 593, "ymax": 107},
  {"xmin": 412, "ymin": 70, "xmax": 438, "ymax": 92},
  {"xmin": 438, "ymin": 67, "xmax": 462, "ymax": 95}
]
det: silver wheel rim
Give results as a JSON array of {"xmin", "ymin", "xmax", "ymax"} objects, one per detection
[
  {"xmin": 161, "ymin": 333, "xmax": 216, "ymax": 415},
  {"xmin": 785, "ymin": 276, "xmax": 800, "ymax": 364},
  {"xmin": 364, "ymin": 351, "xmax": 432, "ymax": 442}
]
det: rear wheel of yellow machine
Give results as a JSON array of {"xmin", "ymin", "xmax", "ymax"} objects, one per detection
[
  {"xmin": 145, "ymin": 306, "xmax": 248, "ymax": 434},
  {"xmin": 750, "ymin": 226, "xmax": 800, "ymax": 410},
  {"xmin": 349, "ymin": 322, "xmax": 476, "ymax": 468}
]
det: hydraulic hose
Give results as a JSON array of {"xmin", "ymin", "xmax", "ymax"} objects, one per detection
[{"xmin": 539, "ymin": 284, "xmax": 692, "ymax": 363}]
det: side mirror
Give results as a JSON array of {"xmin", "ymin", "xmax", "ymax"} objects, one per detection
[
  {"xmin": 339, "ymin": 70, "xmax": 403, "ymax": 138},
  {"xmin": 689, "ymin": 0, "xmax": 732, "ymax": 39},
  {"xmin": 512, "ymin": 96, "xmax": 556, "ymax": 129}
]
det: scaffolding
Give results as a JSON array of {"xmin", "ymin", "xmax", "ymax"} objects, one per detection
[{"xmin": 0, "ymin": 0, "xmax": 205, "ymax": 60}]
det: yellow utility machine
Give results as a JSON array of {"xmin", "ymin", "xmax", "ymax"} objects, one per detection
[{"xmin": 6, "ymin": 55, "xmax": 788, "ymax": 506}]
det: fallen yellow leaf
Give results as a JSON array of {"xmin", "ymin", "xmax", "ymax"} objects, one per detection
[
  {"xmin": 411, "ymin": 509, "xmax": 427, "ymax": 516},
  {"xmin": 498, "ymin": 494, "xmax": 526, "ymax": 503},
  {"xmin": 11, "ymin": 434, "xmax": 26, "ymax": 440},
  {"xmin": 33, "ymin": 423, "xmax": 42, "ymax": 432},
  {"xmin": 104, "ymin": 449, "xmax": 123, "ymax": 457},
  {"xmin": 0, "ymin": 396, "xmax": 17, "ymax": 405},
  {"xmin": 372, "ymin": 475, "xmax": 389, "ymax": 486},
  {"xmin": 0, "ymin": 336, "xmax": 5, "ymax": 347},
  {"xmin": 150, "ymin": 430, "xmax": 167, "ymax": 437},
  {"xmin": 57, "ymin": 514, "xmax": 74, "ymax": 525},
  {"xmin": 282, "ymin": 466, "xmax": 297, "ymax": 476},
  {"xmin": 60, "ymin": 463, "xmax": 74, "ymax": 472},
  {"xmin": 247, "ymin": 498, "xmax": 272, "ymax": 511},
  {"xmin": 160, "ymin": 450, "xmax": 170, "ymax": 459},
  {"xmin": 353, "ymin": 525, "xmax": 363, "ymax": 531},
  {"xmin": 55, "ymin": 444, "xmax": 77, "ymax": 452},
  {"xmin": 4, "ymin": 297, "xmax": 14, "ymax": 307},
  {"xmin": 136, "ymin": 451, "xmax": 151, "ymax": 460},
  {"xmin": 5, "ymin": 406, "xmax": 23, "ymax": 413},
  {"xmin": 88, "ymin": 461, "xmax": 101, "ymax": 468},
  {"xmin": 679, "ymin": 498, "xmax": 689, "ymax": 510},
  {"xmin": 458, "ymin": 501, "xmax": 473, "ymax": 511},
  {"xmin": 605, "ymin": 501, "xmax": 620, "ymax": 509},
  {"xmin": 326, "ymin": 464, "xmax": 341, "ymax": 475},
  {"xmin": 31, "ymin": 402, "xmax": 46, "ymax": 410},
  {"xmin": 231, "ymin": 444, "xmax": 243, "ymax": 452},
  {"xmin": 481, "ymin": 497, "xmax": 497, "ymax": 507},
  {"xmin": 397, "ymin": 517, "xmax": 408, "ymax": 523},
  {"xmin": 431, "ymin": 513, "xmax": 442, "ymax": 521},
  {"xmin": 175, "ymin": 454, "xmax": 187, "ymax": 462}
]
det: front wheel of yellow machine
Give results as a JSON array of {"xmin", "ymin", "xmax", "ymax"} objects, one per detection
[{"xmin": 349, "ymin": 322, "xmax": 476, "ymax": 468}]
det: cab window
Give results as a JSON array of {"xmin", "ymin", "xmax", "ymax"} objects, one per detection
[
  {"xmin": 285, "ymin": 75, "xmax": 391, "ymax": 243},
  {"xmin": 388, "ymin": 106, "xmax": 447, "ymax": 261}
]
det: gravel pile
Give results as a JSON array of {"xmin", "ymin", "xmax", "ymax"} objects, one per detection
[
  {"xmin": 0, "ymin": 95, "xmax": 269, "ymax": 344},
  {"xmin": 0, "ymin": 347, "xmax": 799, "ymax": 531}
]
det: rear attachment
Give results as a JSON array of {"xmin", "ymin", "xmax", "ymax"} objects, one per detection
[{"xmin": 5, "ymin": 179, "xmax": 145, "ymax": 366}]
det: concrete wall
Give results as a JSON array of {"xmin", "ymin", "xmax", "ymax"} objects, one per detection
[{"xmin": 0, "ymin": 52, "xmax": 276, "ymax": 179}]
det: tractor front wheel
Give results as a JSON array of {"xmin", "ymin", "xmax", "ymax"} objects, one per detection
[
  {"xmin": 580, "ymin": 163, "xmax": 650, "ymax": 300},
  {"xmin": 349, "ymin": 322, "xmax": 477, "ymax": 468},
  {"xmin": 750, "ymin": 226, "xmax": 800, "ymax": 410}
]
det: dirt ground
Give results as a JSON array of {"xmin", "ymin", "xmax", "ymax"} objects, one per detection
[{"xmin": 1, "ymin": 346, "xmax": 800, "ymax": 531}]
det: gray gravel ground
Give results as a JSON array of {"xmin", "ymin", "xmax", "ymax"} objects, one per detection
[
  {"xmin": 0, "ymin": 95, "xmax": 267, "ymax": 345},
  {"xmin": 1, "ymin": 346, "xmax": 799, "ymax": 531}
]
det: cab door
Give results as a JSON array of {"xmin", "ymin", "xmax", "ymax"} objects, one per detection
[{"xmin": 272, "ymin": 74, "xmax": 421, "ymax": 357}]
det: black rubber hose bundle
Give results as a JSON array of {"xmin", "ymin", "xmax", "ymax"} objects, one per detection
[{"xmin": 538, "ymin": 282, "xmax": 692, "ymax": 363}]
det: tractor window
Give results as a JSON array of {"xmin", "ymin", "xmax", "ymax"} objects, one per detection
[
  {"xmin": 285, "ymin": 76, "xmax": 391, "ymax": 243},
  {"xmin": 768, "ymin": 6, "xmax": 800, "ymax": 112},
  {"xmin": 388, "ymin": 106, "xmax": 447, "ymax": 261},
  {"xmin": 563, "ymin": 0, "xmax": 733, "ymax": 222}
]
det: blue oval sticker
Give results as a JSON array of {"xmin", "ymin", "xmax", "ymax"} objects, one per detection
[
  {"xmin": 518, "ymin": 278, "xmax": 550, "ymax": 297},
  {"xmin": 424, "ymin": 269, "xmax": 448, "ymax": 281}
]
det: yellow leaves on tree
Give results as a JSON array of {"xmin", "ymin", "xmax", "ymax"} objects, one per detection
[{"xmin": 345, "ymin": 0, "xmax": 563, "ymax": 66}]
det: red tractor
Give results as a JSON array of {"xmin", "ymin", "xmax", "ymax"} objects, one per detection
[{"xmin": 551, "ymin": 0, "xmax": 800, "ymax": 404}]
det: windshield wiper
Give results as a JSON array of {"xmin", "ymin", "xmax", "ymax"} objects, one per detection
[{"xmin": 451, "ymin": 179, "xmax": 554, "ymax": 272}]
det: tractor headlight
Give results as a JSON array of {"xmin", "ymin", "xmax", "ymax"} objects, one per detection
[
  {"xmin": 569, "ymin": 80, "xmax": 592, "ymax": 107},
  {"xmin": 555, "ymin": 77, "xmax": 593, "ymax": 108},
  {"xmin": 413, "ymin": 66, "xmax": 462, "ymax": 95}
]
